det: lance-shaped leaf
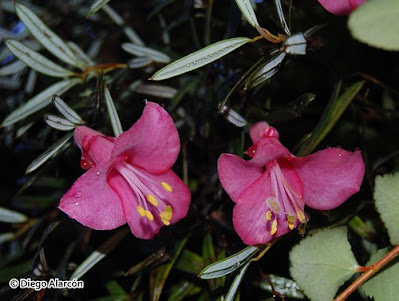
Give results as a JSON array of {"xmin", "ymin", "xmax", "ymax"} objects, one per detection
[
  {"xmin": 274, "ymin": 0, "xmax": 291, "ymax": 35},
  {"xmin": 0, "ymin": 207, "xmax": 28, "ymax": 223},
  {"xmin": 122, "ymin": 43, "xmax": 171, "ymax": 63},
  {"xmin": 283, "ymin": 33, "xmax": 307, "ymax": 55},
  {"xmin": 131, "ymin": 83, "xmax": 177, "ymax": 99},
  {"xmin": 225, "ymin": 261, "xmax": 251, "ymax": 301},
  {"xmin": 245, "ymin": 51, "xmax": 286, "ymax": 89},
  {"xmin": 0, "ymin": 60, "xmax": 27, "ymax": 76},
  {"xmin": 70, "ymin": 229, "xmax": 129, "ymax": 280},
  {"xmin": 67, "ymin": 42, "xmax": 95, "ymax": 67},
  {"xmin": 45, "ymin": 115, "xmax": 76, "ymax": 131},
  {"xmin": 199, "ymin": 246, "xmax": 259, "ymax": 279},
  {"xmin": 289, "ymin": 227, "xmax": 359, "ymax": 301},
  {"xmin": 2, "ymin": 78, "xmax": 81, "ymax": 127},
  {"xmin": 26, "ymin": 133, "xmax": 73, "ymax": 173},
  {"xmin": 87, "ymin": 0, "xmax": 111, "ymax": 16},
  {"xmin": 53, "ymin": 95, "xmax": 84, "ymax": 125},
  {"xmin": 129, "ymin": 57, "xmax": 153, "ymax": 69},
  {"xmin": 151, "ymin": 37, "xmax": 251, "ymax": 81},
  {"xmin": 104, "ymin": 88, "xmax": 123, "ymax": 137},
  {"xmin": 15, "ymin": 3, "xmax": 83, "ymax": 68},
  {"xmin": 5, "ymin": 39, "xmax": 74, "ymax": 77},
  {"xmin": 234, "ymin": 0, "xmax": 259, "ymax": 27}
]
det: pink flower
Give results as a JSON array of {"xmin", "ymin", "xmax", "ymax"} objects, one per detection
[
  {"xmin": 59, "ymin": 102, "xmax": 190, "ymax": 239},
  {"xmin": 217, "ymin": 121, "xmax": 365, "ymax": 245},
  {"xmin": 318, "ymin": 0, "xmax": 366, "ymax": 15}
]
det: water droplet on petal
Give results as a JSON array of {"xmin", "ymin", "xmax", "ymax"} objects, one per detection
[
  {"xmin": 75, "ymin": 202, "xmax": 79, "ymax": 206},
  {"xmin": 74, "ymin": 192, "xmax": 82, "ymax": 198},
  {"xmin": 96, "ymin": 171, "xmax": 100, "ymax": 176}
]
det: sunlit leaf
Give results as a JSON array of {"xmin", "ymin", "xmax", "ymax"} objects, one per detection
[
  {"xmin": 26, "ymin": 133, "xmax": 73, "ymax": 174},
  {"xmin": 104, "ymin": 88, "xmax": 123, "ymax": 137},
  {"xmin": 15, "ymin": 3, "xmax": 83, "ymax": 68},
  {"xmin": 349, "ymin": 0, "xmax": 399, "ymax": 51},
  {"xmin": 53, "ymin": 95, "xmax": 84, "ymax": 124},
  {"xmin": 151, "ymin": 37, "xmax": 251, "ymax": 80},
  {"xmin": 374, "ymin": 172, "xmax": 399, "ymax": 245},
  {"xmin": 199, "ymin": 246, "xmax": 259, "ymax": 279},
  {"xmin": 45, "ymin": 114, "xmax": 76, "ymax": 131},
  {"xmin": 87, "ymin": 0, "xmax": 111, "ymax": 16},
  {"xmin": 122, "ymin": 43, "xmax": 171, "ymax": 63},
  {"xmin": 70, "ymin": 229, "xmax": 129, "ymax": 280},
  {"xmin": 253, "ymin": 274, "xmax": 304, "ymax": 299},
  {"xmin": 0, "ymin": 60, "xmax": 26, "ymax": 76},
  {"xmin": 283, "ymin": 33, "xmax": 307, "ymax": 55},
  {"xmin": 225, "ymin": 261, "xmax": 250, "ymax": 301},
  {"xmin": 67, "ymin": 42, "xmax": 95, "ymax": 67},
  {"xmin": 0, "ymin": 207, "xmax": 28, "ymax": 223},
  {"xmin": 289, "ymin": 227, "xmax": 359, "ymax": 301},
  {"xmin": 131, "ymin": 83, "xmax": 177, "ymax": 99},
  {"xmin": 361, "ymin": 247, "xmax": 399, "ymax": 301},
  {"xmin": 234, "ymin": 0, "xmax": 259, "ymax": 27},
  {"xmin": 274, "ymin": 0, "xmax": 291, "ymax": 35},
  {"xmin": 220, "ymin": 106, "xmax": 247, "ymax": 127},
  {"xmin": 2, "ymin": 78, "xmax": 81, "ymax": 127},
  {"xmin": 5, "ymin": 39, "xmax": 74, "ymax": 77}
]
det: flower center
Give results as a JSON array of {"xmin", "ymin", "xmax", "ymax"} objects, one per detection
[
  {"xmin": 264, "ymin": 160, "xmax": 305, "ymax": 236},
  {"xmin": 113, "ymin": 161, "xmax": 173, "ymax": 226}
]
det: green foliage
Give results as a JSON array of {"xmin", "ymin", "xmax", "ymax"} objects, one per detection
[
  {"xmin": 289, "ymin": 227, "xmax": 359, "ymax": 301},
  {"xmin": 349, "ymin": 0, "xmax": 399, "ymax": 51},
  {"xmin": 374, "ymin": 172, "xmax": 399, "ymax": 244}
]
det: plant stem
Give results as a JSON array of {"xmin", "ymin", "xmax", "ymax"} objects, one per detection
[{"xmin": 334, "ymin": 243, "xmax": 399, "ymax": 301}]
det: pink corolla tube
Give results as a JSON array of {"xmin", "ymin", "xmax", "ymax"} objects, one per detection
[
  {"xmin": 218, "ymin": 121, "xmax": 365, "ymax": 245},
  {"xmin": 318, "ymin": 0, "xmax": 366, "ymax": 15},
  {"xmin": 59, "ymin": 102, "xmax": 190, "ymax": 239}
]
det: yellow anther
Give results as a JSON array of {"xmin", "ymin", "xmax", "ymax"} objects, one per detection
[
  {"xmin": 145, "ymin": 210, "xmax": 154, "ymax": 221},
  {"xmin": 265, "ymin": 210, "xmax": 272, "ymax": 221},
  {"xmin": 297, "ymin": 210, "xmax": 306, "ymax": 223},
  {"xmin": 146, "ymin": 194, "xmax": 158, "ymax": 207},
  {"xmin": 271, "ymin": 219, "xmax": 278, "ymax": 235},
  {"xmin": 266, "ymin": 197, "xmax": 281, "ymax": 212},
  {"xmin": 159, "ymin": 205, "xmax": 173, "ymax": 226},
  {"xmin": 161, "ymin": 182, "xmax": 173, "ymax": 192},
  {"xmin": 137, "ymin": 205, "xmax": 146, "ymax": 217},
  {"xmin": 288, "ymin": 219, "xmax": 295, "ymax": 230}
]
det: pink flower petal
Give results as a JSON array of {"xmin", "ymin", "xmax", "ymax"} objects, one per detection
[
  {"xmin": 218, "ymin": 154, "xmax": 263, "ymax": 202},
  {"xmin": 317, "ymin": 0, "xmax": 365, "ymax": 15},
  {"xmin": 250, "ymin": 142, "xmax": 290, "ymax": 166},
  {"xmin": 249, "ymin": 121, "xmax": 269, "ymax": 143},
  {"xmin": 292, "ymin": 148, "xmax": 365, "ymax": 210},
  {"xmin": 112, "ymin": 102, "xmax": 180, "ymax": 174},
  {"xmin": 108, "ymin": 167, "xmax": 190, "ymax": 239},
  {"xmin": 59, "ymin": 159, "xmax": 126, "ymax": 230}
]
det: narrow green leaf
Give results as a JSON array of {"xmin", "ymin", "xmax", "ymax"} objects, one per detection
[
  {"xmin": 149, "ymin": 236, "xmax": 189, "ymax": 301},
  {"xmin": 0, "ymin": 261, "xmax": 32, "ymax": 283},
  {"xmin": 289, "ymin": 227, "xmax": 359, "ymax": 301},
  {"xmin": 175, "ymin": 250, "xmax": 204, "ymax": 274},
  {"xmin": 129, "ymin": 57, "xmax": 153, "ymax": 69},
  {"xmin": 70, "ymin": 229, "xmax": 129, "ymax": 280},
  {"xmin": 16, "ymin": 3, "xmax": 83, "ymax": 68},
  {"xmin": 0, "ymin": 60, "xmax": 27, "ymax": 76},
  {"xmin": 199, "ymin": 246, "xmax": 259, "ymax": 279},
  {"xmin": 87, "ymin": 0, "xmax": 111, "ymax": 16},
  {"xmin": 2, "ymin": 78, "xmax": 81, "ymax": 127},
  {"xmin": 151, "ymin": 37, "xmax": 251, "ymax": 80},
  {"xmin": 124, "ymin": 248, "xmax": 167, "ymax": 276},
  {"xmin": 167, "ymin": 281, "xmax": 202, "ymax": 301},
  {"xmin": 349, "ymin": 0, "xmax": 399, "ymax": 51},
  {"xmin": 225, "ymin": 261, "xmax": 251, "ymax": 301},
  {"xmin": 122, "ymin": 43, "xmax": 171, "ymax": 63},
  {"xmin": 274, "ymin": 0, "xmax": 291, "ymax": 35},
  {"xmin": 361, "ymin": 247, "xmax": 399, "ymax": 301},
  {"xmin": 104, "ymin": 88, "xmax": 123, "ymax": 137},
  {"xmin": 26, "ymin": 133, "xmax": 73, "ymax": 174},
  {"xmin": 282, "ymin": 33, "xmax": 307, "ymax": 55},
  {"xmin": 253, "ymin": 274, "xmax": 304, "ymax": 299},
  {"xmin": 45, "ymin": 114, "xmax": 76, "ymax": 131},
  {"xmin": 5, "ymin": 39, "xmax": 74, "ymax": 77},
  {"xmin": 131, "ymin": 83, "xmax": 177, "ymax": 99},
  {"xmin": 202, "ymin": 232, "xmax": 220, "ymax": 290},
  {"xmin": 0, "ymin": 233, "xmax": 15, "ymax": 243},
  {"xmin": 67, "ymin": 42, "xmax": 95, "ymax": 67},
  {"xmin": 374, "ymin": 172, "xmax": 399, "ymax": 245},
  {"xmin": 53, "ymin": 95, "xmax": 84, "ymax": 124},
  {"xmin": 0, "ymin": 207, "xmax": 28, "ymax": 223},
  {"xmin": 234, "ymin": 0, "xmax": 259, "ymax": 27}
]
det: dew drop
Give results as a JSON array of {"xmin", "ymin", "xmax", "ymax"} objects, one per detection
[
  {"xmin": 193, "ymin": 61, "xmax": 196, "ymax": 65},
  {"xmin": 74, "ymin": 192, "xmax": 82, "ymax": 198},
  {"xmin": 96, "ymin": 171, "xmax": 100, "ymax": 176},
  {"xmin": 209, "ymin": 54, "xmax": 213, "ymax": 57},
  {"xmin": 235, "ymin": 262, "xmax": 241, "ymax": 268},
  {"xmin": 186, "ymin": 64, "xmax": 190, "ymax": 67},
  {"xmin": 75, "ymin": 202, "xmax": 79, "ymax": 206}
]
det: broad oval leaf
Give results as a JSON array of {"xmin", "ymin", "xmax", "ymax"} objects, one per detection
[
  {"xmin": 234, "ymin": 0, "xmax": 259, "ymax": 27},
  {"xmin": 53, "ymin": 95, "xmax": 83, "ymax": 124},
  {"xmin": 104, "ymin": 88, "xmax": 123, "ymax": 137},
  {"xmin": 198, "ymin": 246, "xmax": 259, "ymax": 279},
  {"xmin": 122, "ymin": 43, "xmax": 171, "ymax": 63},
  {"xmin": 151, "ymin": 37, "xmax": 251, "ymax": 81},
  {"xmin": 374, "ymin": 172, "xmax": 399, "ymax": 245},
  {"xmin": 225, "ymin": 261, "xmax": 251, "ymax": 301},
  {"xmin": 0, "ymin": 207, "xmax": 28, "ymax": 223},
  {"xmin": 289, "ymin": 227, "xmax": 359, "ymax": 301},
  {"xmin": 349, "ymin": 0, "xmax": 399, "ymax": 51},
  {"xmin": 2, "ymin": 78, "xmax": 81, "ymax": 127},
  {"xmin": 26, "ymin": 133, "xmax": 73, "ymax": 173},
  {"xmin": 16, "ymin": 3, "xmax": 83, "ymax": 68},
  {"xmin": 0, "ymin": 60, "xmax": 27, "ymax": 76},
  {"xmin": 87, "ymin": 0, "xmax": 111, "ymax": 16},
  {"xmin": 5, "ymin": 39, "xmax": 74, "ymax": 77},
  {"xmin": 360, "ymin": 247, "xmax": 399, "ymax": 301},
  {"xmin": 45, "ymin": 114, "xmax": 76, "ymax": 131}
]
